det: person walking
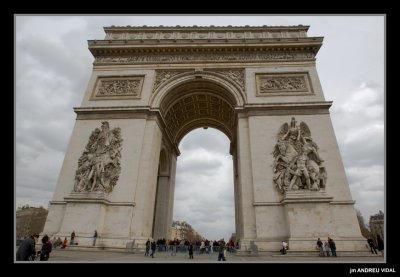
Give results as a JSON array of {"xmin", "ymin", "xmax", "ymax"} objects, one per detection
[
  {"xmin": 40, "ymin": 235, "xmax": 52, "ymax": 261},
  {"xmin": 150, "ymin": 240, "xmax": 156, "ymax": 258},
  {"xmin": 328, "ymin": 237, "xmax": 337, "ymax": 257},
  {"xmin": 16, "ymin": 234, "xmax": 39, "ymax": 261},
  {"xmin": 217, "ymin": 241, "xmax": 225, "ymax": 261},
  {"xmin": 145, "ymin": 239, "xmax": 150, "ymax": 256},
  {"xmin": 367, "ymin": 237, "xmax": 377, "ymax": 254},
  {"xmin": 70, "ymin": 231, "xmax": 76, "ymax": 245},
  {"xmin": 316, "ymin": 238, "xmax": 324, "ymax": 256},
  {"xmin": 92, "ymin": 230, "xmax": 98, "ymax": 246},
  {"xmin": 188, "ymin": 242, "xmax": 194, "ymax": 259},
  {"xmin": 377, "ymin": 235, "xmax": 384, "ymax": 256}
]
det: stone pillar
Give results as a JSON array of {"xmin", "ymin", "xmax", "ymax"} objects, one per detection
[
  {"xmin": 165, "ymin": 151, "xmax": 177, "ymax": 240},
  {"xmin": 153, "ymin": 175, "xmax": 170, "ymax": 239},
  {"xmin": 232, "ymin": 151, "xmax": 242, "ymax": 242},
  {"xmin": 128, "ymin": 119, "xmax": 162, "ymax": 247},
  {"xmin": 235, "ymin": 116, "xmax": 257, "ymax": 254}
]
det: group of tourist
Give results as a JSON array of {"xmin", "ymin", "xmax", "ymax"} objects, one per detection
[
  {"xmin": 16, "ymin": 234, "xmax": 52, "ymax": 261},
  {"xmin": 315, "ymin": 237, "xmax": 337, "ymax": 257},
  {"xmin": 16, "ymin": 229, "xmax": 99, "ymax": 261}
]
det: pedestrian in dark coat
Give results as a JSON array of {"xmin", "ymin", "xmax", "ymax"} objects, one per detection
[
  {"xmin": 328, "ymin": 237, "xmax": 337, "ymax": 257},
  {"xmin": 40, "ymin": 235, "xmax": 52, "ymax": 261},
  {"xmin": 188, "ymin": 243, "xmax": 194, "ymax": 259},
  {"xmin": 150, "ymin": 241, "xmax": 156, "ymax": 258},
  {"xmin": 367, "ymin": 237, "xmax": 377, "ymax": 254},
  {"xmin": 16, "ymin": 234, "xmax": 39, "ymax": 261}
]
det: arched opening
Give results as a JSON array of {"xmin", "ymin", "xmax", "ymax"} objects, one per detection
[
  {"xmin": 152, "ymin": 77, "xmax": 240, "ymax": 244},
  {"xmin": 160, "ymin": 79, "xmax": 237, "ymax": 146},
  {"xmin": 173, "ymin": 128, "xmax": 234, "ymax": 241}
]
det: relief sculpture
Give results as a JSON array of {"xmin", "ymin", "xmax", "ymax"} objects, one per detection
[
  {"xmin": 272, "ymin": 117, "xmax": 327, "ymax": 193},
  {"xmin": 74, "ymin": 122, "xmax": 122, "ymax": 193}
]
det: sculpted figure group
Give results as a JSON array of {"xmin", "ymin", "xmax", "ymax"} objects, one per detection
[
  {"xmin": 74, "ymin": 122, "xmax": 122, "ymax": 194},
  {"xmin": 273, "ymin": 117, "xmax": 327, "ymax": 193}
]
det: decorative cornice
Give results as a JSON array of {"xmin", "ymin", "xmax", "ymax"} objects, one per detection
[
  {"xmin": 102, "ymin": 25, "xmax": 311, "ymax": 41},
  {"xmin": 238, "ymin": 101, "xmax": 332, "ymax": 116},
  {"xmin": 89, "ymin": 26, "xmax": 322, "ymax": 65}
]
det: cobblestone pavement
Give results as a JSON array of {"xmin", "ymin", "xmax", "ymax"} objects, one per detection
[{"xmin": 25, "ymin": 249, "xmax": 385, "ymax": 263}]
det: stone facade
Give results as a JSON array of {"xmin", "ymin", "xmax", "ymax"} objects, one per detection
[{"xmin": 43, "ymin": 25, "xmax": 366, "ymax": 254}]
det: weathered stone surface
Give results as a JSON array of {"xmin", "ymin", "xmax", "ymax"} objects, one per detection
[{"xmin": 43, "ymin": 25, "xmax": 365, "ymax": 253}]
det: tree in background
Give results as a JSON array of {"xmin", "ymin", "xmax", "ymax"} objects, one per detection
[{"xmin": 356, "ymin": 209, "xmax": 372, "ymax": 239}]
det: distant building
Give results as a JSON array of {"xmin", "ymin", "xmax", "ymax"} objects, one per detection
[
  {"xmin": 170, "ymin": 224, "xmax": 184, "ymax": 240},
  {"xmin": 369, "ymin": 210, "xmax": 384, "ymax": 242},
  {"xmin": 170, "ymin": 220, "xmax": 202, "ymax": 241},
  {"xmin": 16, "ymin": 206, "xmax": 48, "ymax": 240}
]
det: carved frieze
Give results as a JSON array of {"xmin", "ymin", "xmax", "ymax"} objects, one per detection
[
  {"xmin": 94, "ymin": 52, "xmax": 315, "ymax": 65},
  {"xmin": 74, "ymin": 122, "xmax": 123, "ymax": 194},
  {"xmin": 272, "ymin": 117, "xmax": 326, "ymax": 194},
  {"xmin": 92, "ymin": 76, "xmax": 144, "ymax": 100},
  {"xmin": 153, "ymin": 70, "xmax": 192, "ymax": 92},
  {"xmin": 256, "ymin": 73, "xmax": 312, "ymax": 96},
  {"xmin": 206, "ymin": 69, "xmax": 245, "ymax": 91}
]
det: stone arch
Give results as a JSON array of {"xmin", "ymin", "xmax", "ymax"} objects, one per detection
[
  {"xmin": 150, "ymin": 70, "xmax": 245, "ymax": 109},
  {"xmin": 153, "ymin": 73, "xmax": 243, "ymax": 147},
  {"xmin": 151, "ymin": 75, "xmax": 242, "ymax": 241}
]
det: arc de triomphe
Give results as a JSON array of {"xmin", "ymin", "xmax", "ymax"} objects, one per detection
[{"xmin": 43, "ymin": 25, "xmax": 366, "ymax": 253}]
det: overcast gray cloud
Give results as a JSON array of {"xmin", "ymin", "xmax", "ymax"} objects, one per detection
[{"xmin": 15, "ymin": 15, "xmax": 384, "ymax": 240}]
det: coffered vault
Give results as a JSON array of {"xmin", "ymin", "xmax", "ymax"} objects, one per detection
[{"xmin": 161, "ymin": 80, "xmax": 237, "ymax": 145}]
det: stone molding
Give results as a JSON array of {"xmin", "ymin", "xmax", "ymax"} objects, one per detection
[
  {"xmin": 64, "ymin": 192, "xmax": 135, "ymax": 206},
  {"xmin": 74, "ymin": 102, "xmax": 332, "ymax": 118},
  {"xmin": 280, "ymin": 191, "xmax": 333, "ymax": 204},
  {"xmin": 253, "ymin": 202, "xmax": 283, "ymax": 206}
]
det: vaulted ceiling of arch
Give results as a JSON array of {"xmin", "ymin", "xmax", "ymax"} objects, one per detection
[{"xmin": 162, "ymin": 83, "xmax": 237, "ymax": 145}]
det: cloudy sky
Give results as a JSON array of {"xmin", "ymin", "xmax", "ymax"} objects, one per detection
[{"xmin": 15, "ymin": 15, "xmax": 384, "ymax": 241}]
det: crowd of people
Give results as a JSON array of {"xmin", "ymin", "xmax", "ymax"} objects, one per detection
[
  {"xmin": 16, "ymin": 230, "xmax": 97, "ymax": 261},
  {"xmin": 16, "ymin": 232, "xmax": 384, "ymax": 261},
  {"xmin": 144, "ymin": 238, "xmax": 236, "ymax": 260}
]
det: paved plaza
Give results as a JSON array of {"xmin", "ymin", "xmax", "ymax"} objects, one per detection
[{"xmin": 23, "ymin": 248, "xmax": 385, "ymax": 263}]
